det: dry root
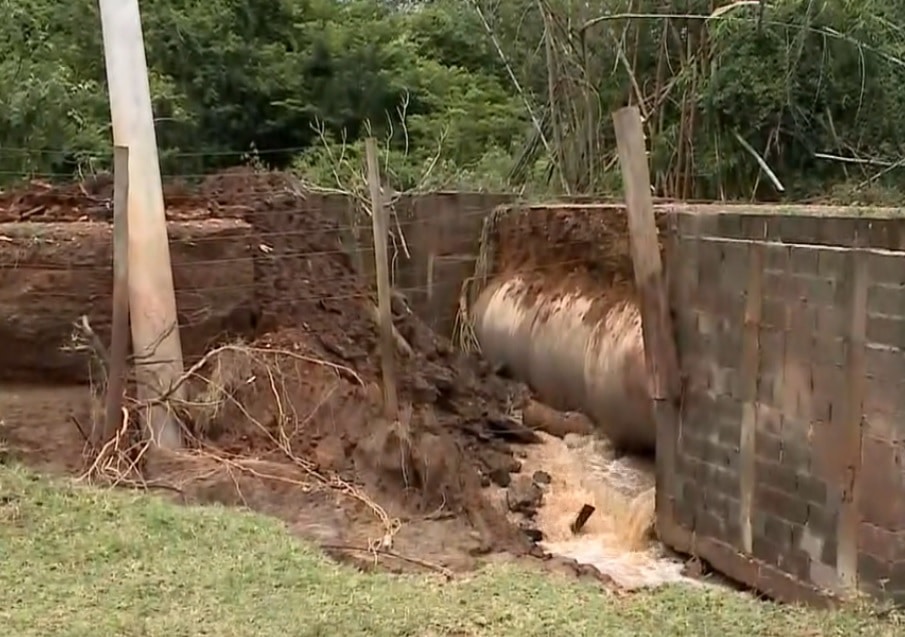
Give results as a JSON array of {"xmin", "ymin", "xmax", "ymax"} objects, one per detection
[
  {"xmin": 78, "ymin": 340, "xmax": 401, "ymax": 553},
  {"xmin": 453, "ymin": 204, "xmax": 513, "ymax": 353},
  {"xmin": 453, "ymin": 277, "xmax": 481, "ymax": 354}
]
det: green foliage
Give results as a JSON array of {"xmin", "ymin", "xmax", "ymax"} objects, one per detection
[
  {"xmin": 0, "ymin": 0, "xmax": 106, "ymax": 176},
  {"xmin": 694, "ymin": 0, "xmax": 905, "ymax": 199},
  {"xmin": 2, "ymin": 0, "xmax": 905, "ymax": 201}
]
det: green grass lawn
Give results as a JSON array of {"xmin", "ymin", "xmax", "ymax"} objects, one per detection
[{"xmin": 0, "ymin": 464, "xmax": 901, "ymax": 637}]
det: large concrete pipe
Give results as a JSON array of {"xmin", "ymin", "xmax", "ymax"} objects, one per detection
[{"xmin": 472, "ymin": 276, "xmax": 654, "ymax": 453}]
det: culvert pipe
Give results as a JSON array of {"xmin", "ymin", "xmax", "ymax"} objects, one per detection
[{"xmin": 472, "ymin": 276, "xmax": 654, "ymax": 453}]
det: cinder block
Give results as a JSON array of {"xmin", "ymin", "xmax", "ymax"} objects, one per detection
[
  {"xmin": 817, "ymin": 249, "xmax": 846, "ymax": 279},
  {"xmin": 867, "ymin": 315, "xmax": 905, "ymax": 350},
  {"xmin": 868, "ymin": 284, "xmax": 905, "ymax": 318},
  {"xmin": 797, "ymin": 275, "xmax": 836, "ymax": 307},
  {"xmin": 755, "ymin": 482, "xmax": 809, "ymax": 525},
  {"xmin": 870, "ymin": 252, "xmax": 905, "ymax": 286},
  {"xmin": 765, "ymin": 243, "xmax": 791, "ymax": 273},
  {"xmin": 790, "ymin": 247, "xmax": 820, "ymax": 275},
  {"xmin": 860, "ymin": 436, "xmax": 905, "ymax": 530}
]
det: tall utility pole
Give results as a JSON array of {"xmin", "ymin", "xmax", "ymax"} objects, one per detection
[{"xmin": 97, "ymin": 0, "xmax": 185, "ymax": 449}]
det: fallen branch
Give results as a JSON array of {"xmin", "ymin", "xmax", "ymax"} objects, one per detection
[
  {"xmin": 151, "ymin": 342, "xmax": 365, "ymax": 407},
  {"xmin": 78, "ymin": 341, "xmax": 401, "ymax": 552},
  {"xmin": 320, "ymin": 543, "xmax": 453, "ymax": 579}
]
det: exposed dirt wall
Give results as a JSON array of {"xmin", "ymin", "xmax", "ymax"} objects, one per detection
[
  {"xmin": 490, "ymin": 202, "xmax": 670, "ymax": 302},
  {"xmin": 0, "ymin": 219, "xmax": 255, "ymax": 382},
  {"xmin": 491, "ymin": 204, "xmax": 643, "ymax": 320},
  {"xmin": 0, "ymin": 171, "xmax": 551, "ymax": 575}
]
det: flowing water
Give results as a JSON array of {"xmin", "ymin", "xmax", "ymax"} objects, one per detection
[{"xmin": 509, "ymin": 432, "xmax": 705, "ymax": 590}]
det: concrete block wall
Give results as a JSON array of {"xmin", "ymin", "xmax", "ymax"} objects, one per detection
[
  {"xmin": 340, "ymin": 191, "xmax": 514, "ymax": 336},
  {"xmin": 660, "ymin": 206, "xmax": 905, "ymax": 604}
]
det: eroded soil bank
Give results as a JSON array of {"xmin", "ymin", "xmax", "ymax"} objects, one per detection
[{"xmin": 0, "ymin": 173, "xmax": 628, "ymax": 583}]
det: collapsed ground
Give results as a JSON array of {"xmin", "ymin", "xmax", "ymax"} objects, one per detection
[{"xmin": 0, "ymin": 169, "xmax": 640, "ymax": 580}]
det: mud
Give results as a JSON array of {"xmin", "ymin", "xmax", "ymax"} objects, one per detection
[
  {"xmin": 489, "ymin": 203, "xmax": 668, "ymax": 326},
  {"xmin": 0, "ymin": 173, "xmax": 236, "ymax": 223},
  {"xmin": 0, "ymin": 170, "xmax": 602, "ymax": 580},
  {"xmin": 493, "ymin": 204, "xmax": 637, "ymax": 321},
  {"xmin": 495, "ymin": 204, "xmax": 636, "ymax": 287},
  {"xmin": 0, "ymin": 220, "xmax": 256, "ymax": 382},
  {"xmin": 178, "ymin": 324, "xmax": 538, "ymax": 557}
]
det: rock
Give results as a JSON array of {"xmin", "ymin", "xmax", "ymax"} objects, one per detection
[
  {"xmin": 544, "ymin": 555, "xmax": 615, "ymax": 586},
  {"xmin": 545, "ymin": 555, "xmax": 580, "ymax": 579},
  {"xmin": 488, "ymin": 467, "xmax": 512, "ymax": 487},
  {"xmin": 411, "ymin": 375, "xmax": 440, "ymax": 404},
  {"xmin": 421, "ymin": 362, "xmax": 455, "ymax": 395},
  {"xmin": 532, "ymin": 470, "xmax": 552, "ymax": 485},
  {"xmin": 522, "ymin": 527, "xmax": 544, "ymax": 542},
  {"xmin": 478, "ymin": 448, "xmax": 521, "ymax": 475},
  {"xmin": 522, "ymin": 400, "xmax": 594, "ymax": 438},
  {"xmin": 682, "ymin": 556, "xmax": 707, "ymax": 579},
  {"xmin": 506, "ymin": 475, "xmax": 543, "ymax": 515},
  {"xmin": 486, "ymin": 413, "xmax": 542, "ymax": 444},
  {"xmin": 477, "ymin": 447, "xmax": 519, "ymax": 487}
]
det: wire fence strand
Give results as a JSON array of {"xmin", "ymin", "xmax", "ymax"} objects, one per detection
[{"xmin": 0, "ymin": 159, "xmax": 633, "ymax": 327}]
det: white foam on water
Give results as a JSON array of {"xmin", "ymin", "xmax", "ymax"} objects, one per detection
[
  {"xmin": 539, "ymin": 537, "xmax": 698, "ymax": 589},
  {"xmin": 514, "ymin": 431, "xmax": 702, "ymax": 590}
]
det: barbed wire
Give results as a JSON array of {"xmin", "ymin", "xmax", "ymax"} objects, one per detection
[
  {"xmin": 0, "ymin": 145, "xmax": 313, "ymax": 158},
  {"xmin": 3, "ymin": 254, "xmax": 632, "ymax": 344},
  {"xmin": 0, "ymin": 169, "xmax": 291, "ymax": 180},
  {"xmin": 0, "ymin": 251, "xmax": 615, "ymax": 283},
  {"xmin": 0, "ymin": 202, "xmax": 624, "ymax": 235},
  {"xmin": 0, "ymin": 146, "xmax": 634, "ymax": 351}
]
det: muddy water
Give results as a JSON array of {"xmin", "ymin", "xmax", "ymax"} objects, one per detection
[{"xmin": 510, "ymin": 432, "xmax": 703, "ymax": 590}]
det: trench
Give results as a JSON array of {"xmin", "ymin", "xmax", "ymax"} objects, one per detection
[{"xmin": 474, "ymin": 274, "xmax": 700, "ymax": 589}]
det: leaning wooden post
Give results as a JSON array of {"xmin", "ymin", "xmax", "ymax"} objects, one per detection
[
  {"xmin": 612, "ymin": 105, "xmax": 681, "ymax": 530},
  {"xmin": 102, "ymin": 145, "xmax": 132, "ymax": 444},
  {"xmin": 99, "ymin": 0, "xmax": 185, "ymax": 449},
  {"xmin": 364, "ymin": 137, "xmax": 399, "ymax": 419}
]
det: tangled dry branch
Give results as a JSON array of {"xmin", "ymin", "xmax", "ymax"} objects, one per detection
[
  {"xmin": 453, "ymin": 203, "xmax": 510, "ymax": 352},
  {"xmin": 74, "ymin": 331, "xmax": 402, "ymax": 553}
]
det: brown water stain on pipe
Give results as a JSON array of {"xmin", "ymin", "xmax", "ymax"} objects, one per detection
[{"xmin": 473, "ymin": 275, "xmax": 654, "ymax": 453}]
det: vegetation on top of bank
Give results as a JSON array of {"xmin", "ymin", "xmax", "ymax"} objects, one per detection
[{"xmin": 3, "ymin": 0, "xmax": 905, "ymax": 203}]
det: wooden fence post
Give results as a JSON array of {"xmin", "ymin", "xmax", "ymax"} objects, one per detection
[
  {"xmin": 102, "ymin": 145, "xmax": 131, "ymax": 444},
  {"xmin": 98, "ymin": 0, "xmax": 185, "ymax": 449},
  {"xmin": 365, "ymin": 137, "xmax": 399, "ymax": 419},
  {"xmin": 612, "ymin": 105, "xmax": 682, "ymax": 527}
]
